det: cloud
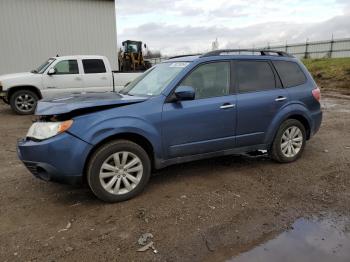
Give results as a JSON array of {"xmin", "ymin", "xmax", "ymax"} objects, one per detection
[
  {"xmin": 117, "ymin": 0, "xmax": 350, "ymax": 55},
  {"xmin": 119, "ymin": 12, "xmax": 350, "ymax": 55}
]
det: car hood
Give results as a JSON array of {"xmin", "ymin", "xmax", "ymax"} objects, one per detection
[
  {"xmin": 36, "ymin": 92, "xmax": 149, "ymax": 116},
  {"xmin": 0, "ymin": 72, "xmax": 35, "ymax": 81}
]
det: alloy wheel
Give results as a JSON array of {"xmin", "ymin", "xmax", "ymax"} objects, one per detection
[
  {"xmin": 99, "ymin": 151, "xmax": 143, "ymax": 195},
  {"xmin": 15, "ymin": 93, "xmax": 36, "ymax": 112},
  {"xmin": 280, "ymin": 126, "xmax": 303, "ymax": 158}
]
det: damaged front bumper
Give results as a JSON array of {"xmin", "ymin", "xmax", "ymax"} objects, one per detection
[{"xmin": 17, "ymin": 132, "xmax": 93, "ymax": 185}]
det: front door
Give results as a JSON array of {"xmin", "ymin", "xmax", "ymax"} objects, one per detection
[
  {"xmin": 162, "ymin": 61, "xmax": 237, "ymax": 158},
  {"xmin": 42, "ymin": 59, "xmax": 83, "ymax": 99}
]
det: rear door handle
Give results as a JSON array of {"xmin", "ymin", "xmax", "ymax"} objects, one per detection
[
  {"xmin": 275, "ymin": 96, "xmax": 287, "ymax": 102},
  {"xmin": 220, "ymin": 103, "xmax": 235, "ymax": 109}
]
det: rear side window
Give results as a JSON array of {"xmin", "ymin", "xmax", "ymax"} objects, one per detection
[
  {"xmin": 82, "ymin": 59, "xmax": 106, "ymax": 74},
  {"xmin": 272, "ymin": 61, "xmax": 306, "ymax": 87},
  {"xmin": 180, "ymin": 62, "xmax": 230, "ymax": 99},
  {"xmin": 237, "ymin": 61, "xmax": 276, "ymax": 93}
]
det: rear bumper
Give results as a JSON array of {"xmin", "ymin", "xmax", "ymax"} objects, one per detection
[
  {"xmin": 310, "ymin": 110, "xmax": 323, "ymax": 137},
  {"xmin": 17, "ymin": 132, "xmax": 93, "ymax": 185}
]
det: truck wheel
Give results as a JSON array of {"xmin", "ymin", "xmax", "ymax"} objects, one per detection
[
  {"xmin": 10, "ymin": 90, "xmax": 38, "ymax": 115},
  {"xmin": 270, "ymin": 119, "xmax": 306, "ymax": 163},
  {"xmin": 87, "ymin": 140, "xmax": 151, "ymax": 202}
]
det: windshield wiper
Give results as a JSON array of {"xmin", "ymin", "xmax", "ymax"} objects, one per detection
[{"xmin": 30, "ymin": 69, "xmax": 38, "ymax": 73}]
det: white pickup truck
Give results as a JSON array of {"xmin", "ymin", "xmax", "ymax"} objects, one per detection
[{"xmin": 0, "ymin": 55, "xmax": 143, "ymax": 114}]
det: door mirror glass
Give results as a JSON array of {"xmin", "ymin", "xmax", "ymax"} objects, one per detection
[
  {"xmin": 47, "ymin": 68, "xmax": 56, "ymax": 75},
  {"xmin": 174, "ymin": 86, "xmax": 195, "ymax": 101}
]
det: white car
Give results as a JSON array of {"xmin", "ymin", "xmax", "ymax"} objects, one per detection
[{"xmin": 0, "ymin": 55, "xmax": 142, "ymax": 114}]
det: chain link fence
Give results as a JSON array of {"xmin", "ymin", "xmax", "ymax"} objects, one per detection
[
  {"xmin": 263, "ymin": 38, "xmax": 350, "ymax": 59},
  {"xmin": 150, "ymin": 38, "xmax": 350, "ymax": 64}
]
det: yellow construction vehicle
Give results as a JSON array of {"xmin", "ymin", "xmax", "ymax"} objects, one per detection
[{"xmin": 118, "ymin": 40, "xmax": 152, "ymax": 72}]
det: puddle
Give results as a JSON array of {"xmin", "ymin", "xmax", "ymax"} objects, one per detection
[{"xmin": 227, "ymin": 217, "xmax": 350, "ymax": 262}]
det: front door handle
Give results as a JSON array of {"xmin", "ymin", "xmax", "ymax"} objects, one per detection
[
  {"xmin": 275, "ymin": 96, "xmax": 287, "ymax": 102},
  {"xmin": 220, "ymin": 103, "xmax": 235, "ymax": 109},
  {"xmin": 75, "ymin": 77, "xmax": 82, "ymax": 81}
]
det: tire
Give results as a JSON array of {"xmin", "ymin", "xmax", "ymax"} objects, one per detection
[
  {"xmin": 270, "ymin": 119, "xmax": 306, "ymax": 163},
  {"xmin": 87, "ymin": 140, "xmax": 151, "ymax": 202},
  {"xmin": 10, "ymin": 89, "xmax": 38, "ymax": 115}
]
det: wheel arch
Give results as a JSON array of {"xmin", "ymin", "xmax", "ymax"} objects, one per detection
[
  {"xmin": 286, "ymin": 114, "xmax": 311, "ymax": 139},
  {"xmin": 7, "ymin": 85, "xmax": 42, "ymax": 101},
  {"xmin": 83, "ymin": 132, "xmax": 155, "ymax": 183},
  {"xmin": 265, "ymin": 107, "xmax": 312, "ymax": 146}
]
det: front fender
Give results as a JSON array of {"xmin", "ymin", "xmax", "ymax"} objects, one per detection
[
  {"xmin": 70, "ymin": 114, "xmax": 162, "ymax": 159},
  {"xmin": 264, "ymin": 102, "xmax": 312, "ymax": 145}
]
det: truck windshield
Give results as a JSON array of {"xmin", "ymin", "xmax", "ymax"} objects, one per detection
[
  {"xmin": 32, "ymin": 58, "xmax": 56, "ymax": 74},
  {"xmin": 122, "ymin": 62, "xmax": 189, "ymax": 96}
]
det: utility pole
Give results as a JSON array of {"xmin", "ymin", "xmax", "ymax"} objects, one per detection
[
  {"xmin": 304, "ymin": 38, "xmax": 310, "ymax": 59},
  {"xmin": 329, "ymin": 33, "xmax": 334, "ymax": 58}
]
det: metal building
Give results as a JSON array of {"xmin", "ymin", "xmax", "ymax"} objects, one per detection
[{"xmin": 0, "ymin": 0, "xmax": 117, "ymax": 74}]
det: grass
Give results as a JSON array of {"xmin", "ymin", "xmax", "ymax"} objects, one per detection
[{"xmin": 302, "ymin": 57, "xmax": 350, "ymax": 90}]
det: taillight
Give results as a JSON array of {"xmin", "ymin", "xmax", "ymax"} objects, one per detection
[{"xmin": 312, "ymin": 87, "xmax": 321, "ymax": 102}]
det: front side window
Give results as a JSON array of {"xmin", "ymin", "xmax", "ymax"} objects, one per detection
[
  {"xmin": 82, "ymin": 59, "xmax": 107, "ymax": 74},
  {"xmin": 272, "ymin": 60, "xmax": 306, "ymax": 87},
  {"xmin": 237, "ymin": 61, "xmax": 276, "ymax": 93},
  {"xmin": 180, "ymin": 62, "xmax": 230, "ymax": 99},
  {"xmin": 54, "ymin": 60, "xmax": 79, "ymax": 74},
  {"xmin": 33, "ymin": 58, "xmax": 56, "ymax": 74}
]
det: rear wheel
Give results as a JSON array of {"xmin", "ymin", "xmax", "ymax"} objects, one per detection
[
  {"xmin": 87, "ymin": 140, "xmax": 151, "ymax": 202},
  {"xmin": 10, "ymin": 89, "xmax": 38, "ymax": 115},
  {"xmin": 270, "ymin": 119, "xmax": 306, "ymax": 163}
]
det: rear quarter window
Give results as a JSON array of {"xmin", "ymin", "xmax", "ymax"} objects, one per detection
[{"xmin": 272, "ymin": 60, "xmax": 307, "ymax": 87}]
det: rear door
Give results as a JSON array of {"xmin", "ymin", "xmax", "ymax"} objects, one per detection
[
  {"xmin": 235, "ymin": 60, "xmax": 289, "ymax": 147},
  {"xmin": 82, "ymin": 58, "xmax": 112, "ymax": 92},
  {"xmin": 162, "ymin": 61, "xmax": 237, "ymax": 158}
]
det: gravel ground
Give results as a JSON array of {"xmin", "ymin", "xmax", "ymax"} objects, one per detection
[{"xmin": 0, "ymin": 94, "xmax": 349, "ymax": 262}]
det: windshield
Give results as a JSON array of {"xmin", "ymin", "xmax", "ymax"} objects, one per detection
[
  {"xmin": 122, "ymin": 62, "xmax": 189, "ymax": 96},
  {"xmin": 32, "ymin": 58, "xmax": 56, "ymax": 74}
]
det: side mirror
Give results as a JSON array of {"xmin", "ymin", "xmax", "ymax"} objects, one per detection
[
  {"xmin": 174, "ymin": 86, "xmax": 195, "ymax": 101},
  {"xmin": 47, "ymin": 68, "xmax": 56, "ymax": 75}
]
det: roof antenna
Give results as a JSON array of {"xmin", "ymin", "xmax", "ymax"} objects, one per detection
[{"xmin": 56, "ymin": 54, "xmax": 59, "ymax": 57}]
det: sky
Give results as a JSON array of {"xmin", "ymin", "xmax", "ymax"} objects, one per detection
[{"xmin": 116, "ymin": 0, "xmax": 350, "ymax": 56}]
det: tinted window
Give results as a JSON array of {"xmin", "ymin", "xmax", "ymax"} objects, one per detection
[
  {"xmin": 54, "ymin": 60, "xmax": 79, "ymax": 74},
  {"xmin": 180, "ymin": 62, "xmax": 230, "ymax": 99},
  {"xmin": 272, "ymin": 61, "xmax": 306, "ymax": 87},
  {"xmin": 82, "ymin": 59, "xmax": 106, "ymax": 74},
  {"xmin": 237, "ymin": 61, "xmax": 275, "ymax": 93}
]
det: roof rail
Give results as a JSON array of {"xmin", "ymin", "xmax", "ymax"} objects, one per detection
[
  {"xmin": 200, "ymin": 49, "xmax": 293, "ymax": 58},
  {"xmin": 168, "ymin": 53, "xmax": 202, "ymax": 59}
]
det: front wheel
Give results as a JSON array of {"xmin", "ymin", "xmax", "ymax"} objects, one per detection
[
  {"xmin": 10, "ymin": 89, "xmax": 38, "ymax": 115},
  {"xmin": 87, "ymin": 140, "xmax": 151, "ymax": 202},
  {"xmin": 270, "ymin": 119, "xmax": 306, "ymax": 163}
]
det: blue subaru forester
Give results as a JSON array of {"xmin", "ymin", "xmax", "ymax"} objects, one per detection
[{"xmin": 17, "ymin": 49, "xmax": 322, "ymax": 202}]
